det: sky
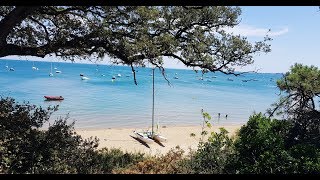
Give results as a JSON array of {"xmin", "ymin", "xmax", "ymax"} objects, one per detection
[
  {"xmin": 232, "ymin": 6, "xmax": 320, "ymax": 73},
  {"xmin": 2, "ymin": 6, "xmax": 320, "ymax": 73},
  {"xmin": 163, "ymin": 6, "xmax": 320, "ymax": 73}
]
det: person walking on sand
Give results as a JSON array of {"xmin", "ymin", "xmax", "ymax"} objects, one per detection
[{"xmin": 225, "ymin": 114, "xmax": 228, "ymax": 119}]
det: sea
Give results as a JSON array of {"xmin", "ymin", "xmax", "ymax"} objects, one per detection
[{"xmin": 0, "ymin": 59, "xmax": 283, "ymax": 129}]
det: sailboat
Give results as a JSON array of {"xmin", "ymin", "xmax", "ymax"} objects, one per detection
[
  {"xmin": 149, "ymin": 69, "xmax": 170, "ymax": 142},
  {"xmin": 79, "ymin": 71, "xmax": 89, "ymax": 80},
  {"xmin": 32, "ymin": 61, "xmax": 39, "ymax": 70},
  {"xmin": 173, "ymin": 72, "xmax": 179, "ymax": 79},
  {"xmin": 148, "ymin": 68, "xmax": 167, "ymax": 142},
  {"xmin": 53, "ymin": 62, "xmax": 61, "ymax": 73},
  {"xmin": 5, "ymin": 61, "xmax": 8, "ymax": 69},
  {"xmin": 134, "ymin": 68, "xmax": 167, "ymax": 144},
  {"xmin": 49, "ymin": 62, "xmax": 53, "ymax": 77},
  {"xmin": 133, "ymin": 130, "xmax": 155, "ymax": 144}
]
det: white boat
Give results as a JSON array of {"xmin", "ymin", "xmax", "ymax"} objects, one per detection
[
  {"xmin": 9, "ymin": 67, "xmax": 14, "ymax": 71},
  {"xmin": 32, "ymin": 61, "xmax": 39, "ymax": 70},
  {"xmin": 147, "ymin": 131, "xmax": 167, "ymax": 142},
  {"xmin": 117, "ymin": 73, "xmax": 121, "ymax": 77},
  {"xmin": 174, "ymin": 76, "xmax": 178, "ymax": 79},
  {"xmin": 133, "ymin": 131, "xmax": 154, "ymax": 144},
  {"xmin": 5, "ymin": 61, "xmax": 9, "ymax": 69},
  {"xmin": 49, "ymin": 63, "xmax": 53, "ymax": 77},
  {"xmin": 131, "ymin": 69, "xmax": 167, "ymax": 144},
  {"xmin": 55, "ymin": 70, "xmax": 61, "ymax": 73},
  {"xmin": 147, "ymin": 68, "xmax": 167, "ymax": 142},
  {"xmin": 32, "ymin": 61, "xmax": 37, "ymax": 70},
  {"xmin": 153, "ymin": 134, "xmax": 167, "ymax": 142},
  {"xmin": 81, "ymin": 76, "xmax": 89, "ymax": 80}
]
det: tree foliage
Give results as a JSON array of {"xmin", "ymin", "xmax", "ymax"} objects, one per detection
[
  {"xmin": 268, "ymin": 63, "xmax": 320, "ymax": 119},
  {"xmin": 228, "ymin": 64, "xmax": 320, "ymax": 174},
  {"xmin": 267, "ymin": 63, "xmax": 320, "ymax": 150},
  {"xmin": 228, "ymin": 113, "xmax": 320, "ymax": 174},
  {"xmin": 0, "ymin": 6, "xmax": 271, "ymax": 84},
  {"xmin": 227, "ymin": 113, "xmax": 295, "ymax": 174},
  {"xmin": 185, "ymin": 128, "xmax": 235, "ymax": 174}
]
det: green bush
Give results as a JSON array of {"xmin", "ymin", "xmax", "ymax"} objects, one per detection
[
  {"xmin": 94, "ymin": 148, "xmax": 145, "ymax": 173},
  {"xmin": 0, "ymin": 97, "xmax": 145, "ymax": 174},
  {"xmin": 227, "ymin": 113, "xmax": 320, "ymax": 174},
  {"xmin": 113, "ymin": 146, "xmax": 185, "ymax": 174},
  {"xmin": 182, "ymin": 128, "xmax": 235, "ymax": 174}
]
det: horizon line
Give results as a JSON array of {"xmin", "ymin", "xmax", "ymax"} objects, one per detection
[{"xmin": 0, "ymin": 57, "xmax": 285, "ymax": 74}]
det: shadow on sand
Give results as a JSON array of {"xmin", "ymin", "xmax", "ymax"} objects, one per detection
[
  {"xmin": 129, "ymin": 135, "xmax": 150, "ymax": 148},
  {"xmin": 154, "ymin": 140, "xmax": 165, "ymax": 147}
]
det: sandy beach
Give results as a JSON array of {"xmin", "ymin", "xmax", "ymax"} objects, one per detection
[{"xmin": 76, "ymin": 124, "xmax": 243, "ymax": 156}]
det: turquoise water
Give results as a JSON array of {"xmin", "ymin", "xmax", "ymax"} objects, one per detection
[{"xmin": 0, "ymin": 59, "xmax": 282, "ymax": 129}]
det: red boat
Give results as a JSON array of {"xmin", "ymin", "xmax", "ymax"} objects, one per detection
[{"xmin": 44, "ymin": 96, "xmax": 64, "ymax": 101}]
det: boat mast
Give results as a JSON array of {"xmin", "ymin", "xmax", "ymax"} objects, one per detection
[{"xmin": 151, "ymin": 68, "xmax": 155, "ymax": 137}]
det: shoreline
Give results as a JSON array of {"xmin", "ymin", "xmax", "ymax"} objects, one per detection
[
  {"xmin": 73, "ymin": 122, "xmax": 245, "ymax": 131},
  {"xmin": 76, "ymin": 124, "xmax": 243, "ymax": 156}
]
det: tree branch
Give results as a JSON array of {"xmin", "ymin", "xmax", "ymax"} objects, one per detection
[
  {"xmin": 0, "ymin": 6, "xmax": 40, "ymax": 46},
  {"xmin": 0, "ymin": 44, "xmax": 47, "ymax": 57},
  {"xmin": 28, "ymin": 16, "xmax": 51, "ymax": 44}
]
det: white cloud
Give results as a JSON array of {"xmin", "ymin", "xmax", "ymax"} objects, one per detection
[{"xmin": 224, "ymin": 25, "xmax": 289, "ymax": 37}]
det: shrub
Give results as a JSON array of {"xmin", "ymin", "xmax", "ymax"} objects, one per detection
[
  {"xmin": 227, "ymin": 113, "xmax": 320, "ymax": 174},
  {"xmin": 182, "ymin": 128, "xmax": 235, "ymax": 174},
  {"xmin": 0, "ymin": 97, "xmax": 144, "ymax": 174},
  {"xmin": 113, "ymin": 146, "xmax": 185, "ymax": 174}
]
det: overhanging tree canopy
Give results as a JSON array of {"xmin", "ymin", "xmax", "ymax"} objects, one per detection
[{"xmin": 0, "ymin": 6, "xmax": 271, "ymax": 84}]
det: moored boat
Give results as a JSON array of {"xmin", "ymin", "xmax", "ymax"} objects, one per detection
[
  {"xmin": 81, "ymin": 76, "xmax": 89, "ymax": 80},
  {"xmin": 44, "ymin": 96, "xmax": 64, "ymax": 101}
]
